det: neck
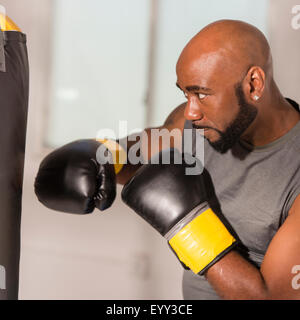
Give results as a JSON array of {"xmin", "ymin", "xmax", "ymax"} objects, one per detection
[{"xmin": 241, "ymin": 88, "xmax": 300, "ymax": 147}]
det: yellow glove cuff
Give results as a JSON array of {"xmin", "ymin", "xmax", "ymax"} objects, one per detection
[
  {"xmin": 0, "ymin": 14, "xmax": 21, "ymax": 31},
  {"xmin": 97, "ymin": 139, "xmax": 127, "ymax": 174},
  {"xmin": 169, "ymin": 208, "xmax": 236, "ymax": 274}
]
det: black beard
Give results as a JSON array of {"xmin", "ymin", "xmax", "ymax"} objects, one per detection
[{"xmin": 193, "ymin": 83, "xmax": 258, "ymax": 154}]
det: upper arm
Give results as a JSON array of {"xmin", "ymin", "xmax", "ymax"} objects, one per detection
[
  {"xmin": 117, "ymin": 103, "xmax": 186, "ymax": 183},
  {"xmin": 260, "ymin": 194, "xmax": 300, "ymax": 299},
  {"xmin": 162, "ymin": 102, "xmax": 186, "ymax": 131},
  {"xmin": 141, "ymin": 102, "xmax": 186, "ymax": 160}
]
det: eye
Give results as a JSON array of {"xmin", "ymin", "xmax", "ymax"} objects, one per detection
[{"xmin": 198, "ymin": 93, "xmax": 207, "ymax": 100}]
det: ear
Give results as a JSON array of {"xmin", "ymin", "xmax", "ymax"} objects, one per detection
[{"xmin": 244, "ymin": 66, "xmax": 265, "ymax": 102}]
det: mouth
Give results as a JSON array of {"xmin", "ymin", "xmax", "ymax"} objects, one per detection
[
  {"xmin": 194, "ymin": 127, "xmax": 211, "ymax": 139},
  {"xmin": 192, "ymin": 121, "xmax": 211, "ymax": 130},
  {"xmin": 194, "ymin": 126, "xmax": 219, "ymax": 142},
  {"xmin": 192, "ymin": 124, "xmax": 211, "ymax": 131}
]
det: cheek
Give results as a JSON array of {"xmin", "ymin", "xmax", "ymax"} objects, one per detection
[{"xmin": 208, "ymin": 91, "xmax": 239, "ymax": 130}]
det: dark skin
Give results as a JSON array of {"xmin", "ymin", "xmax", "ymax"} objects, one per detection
[{"xmin": 117, "ymin": 19, "xmax": 300, "ymax": 299}]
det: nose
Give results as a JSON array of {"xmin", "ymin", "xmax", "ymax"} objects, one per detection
[{"xmin": 184, "ymin": 96, "xmax": 204, "ymax": 121}]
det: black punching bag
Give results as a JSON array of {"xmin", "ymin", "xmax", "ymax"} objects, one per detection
[{"xmin": 0, "ymin": 15, "xmax": 29, "ymax": 299}]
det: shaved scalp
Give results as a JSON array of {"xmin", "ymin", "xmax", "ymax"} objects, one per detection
[
  {"xmin": 177, "ymin": 19, "xmax": 273, "ymax": 83},
  {"xmin": 176, "ymin": 19, "xmax": 300, "ymax": 150}
]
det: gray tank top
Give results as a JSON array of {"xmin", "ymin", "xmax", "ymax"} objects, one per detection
[{"xmin": 182, "ymin": 99, "xmax": 300, "ymax": 300}]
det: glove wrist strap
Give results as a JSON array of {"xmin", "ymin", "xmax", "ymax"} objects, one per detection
[
  {"xmin": 169, "ymin": 207, "xmax": 237, "ymax": 275},
  {"xmin": 164, "ymin": 202, "xmax": 209, "ymax": 240}
]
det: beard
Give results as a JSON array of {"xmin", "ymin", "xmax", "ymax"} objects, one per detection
[{"xmin": 193, "ymin": 83, "xmax": 258, "ymax": 153}]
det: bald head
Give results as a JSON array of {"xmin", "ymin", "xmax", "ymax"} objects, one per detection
[
  {"xmin": 176, "ymin": 19, "xmax": 272, "ymax": 85},
  {"xmin": 175, "ymin": 20, "xmax": 277, "ymax": 152},
  {"xmin": 176, "ymin": 20, "xmax": 298, "ymax": 151}
]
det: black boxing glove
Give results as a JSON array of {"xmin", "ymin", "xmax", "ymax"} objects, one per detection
[
  {"xmin": 35, "ymin": 139, "xmax": 126, "ymax": 214},
  {"xmin": 121, "ymin": 148, "xmax": 238, "ymax": 275}
]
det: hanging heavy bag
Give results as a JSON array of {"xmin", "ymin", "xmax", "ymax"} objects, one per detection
[{"xmin": 0, "ymin": 13, "xmax": 29, "ymax": 300}]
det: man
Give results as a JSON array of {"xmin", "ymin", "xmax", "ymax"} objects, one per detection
[
  {"xmin": 35, "ymin": 20, "xmax": 300, "ymax": 299},
  {"xmin": 174, "ymin": 19, "xmax": 300, "ymax": 300}
]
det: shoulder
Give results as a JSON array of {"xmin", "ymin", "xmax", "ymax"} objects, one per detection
[{"xmin": 163, "ymin": 102, "xmax": 186, "ymax": 131}]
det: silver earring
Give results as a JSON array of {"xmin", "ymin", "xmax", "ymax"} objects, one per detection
[{"xmin": 254, "ymin": 95, "xmax": 259, "ymax": 101}]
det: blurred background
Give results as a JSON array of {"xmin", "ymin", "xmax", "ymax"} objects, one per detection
[{"xmin": 0, "ymin": 0, "xmax": 299, "ymax": 299}]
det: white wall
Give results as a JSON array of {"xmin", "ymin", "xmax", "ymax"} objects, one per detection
[{"xmin": 46, "ymin": 0, "xmax": 149, "ymax": 147}]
